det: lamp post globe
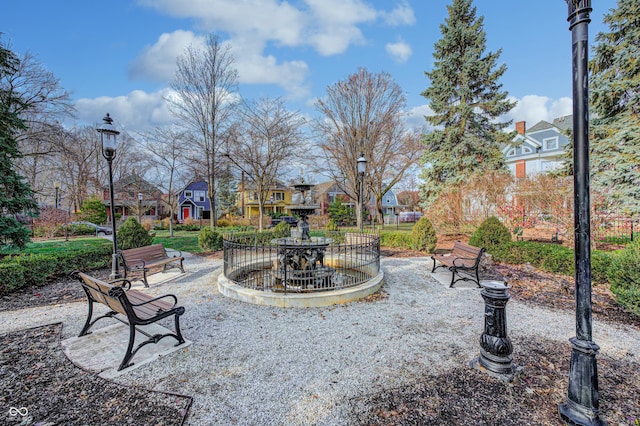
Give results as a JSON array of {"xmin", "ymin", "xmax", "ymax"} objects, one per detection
[
  {"xmin": 138, "ymin": 192, "xmax": 143, "ymax": 223},
  {"xmin": 97, "ymin": 113, "xmax": 121, "ymax": 279},
  {"xmin": 357, "ymin": 154, "xmax": 367, "ymax": 233}
]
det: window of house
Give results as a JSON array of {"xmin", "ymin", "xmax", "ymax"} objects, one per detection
[
  {"xmin": 185, "ymin": 190, "xmax": 192, "ymax": 198},
  {"xmin": 195, "ymin": 190, "xmax": 206, "ymax": 202},
  {"xmin": 507, "ymin": 148, "xmax": 516, "ymax": 156},
  {"xmin": 273, "ymin": 192, "xmax": 284, "ymax": 201},
  {"xmin": 543, "ymin": 137, "xmax": 558, "ymax": 151},
  {"xmin": 197, "ymin": 206, "xmax": 204, "ymax": 218},
  {"xmin": 522, "ymin": 146, "xmax": 532, "ymax": 154}
]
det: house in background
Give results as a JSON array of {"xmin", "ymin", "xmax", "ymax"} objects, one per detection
[
  {"xmin": 235, "ymin": 181, "xmax": 293, "ymax": 219},
  {"xmin": 503, "ymin": 115, "xmax": 572, "ymax": 178},
  {"xmin": 177, "ymin": 180, "xmax": 211, "ymax": 222},
  {"xmin": 103, "ymin": 174, "xmax": 164, "ymax": 223}
]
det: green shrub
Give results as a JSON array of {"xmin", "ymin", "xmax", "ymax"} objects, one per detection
[
  {"xmin": 380, "ymin": 231, "xmax": 414, "ymax": 249},
  {"xmin": 410, "ymin": 217, "xmax": 437, "ymax": 253},
  {"xmin": 198, "ymin": 227, "xmax": 223, "ymax": 251},
  {"xmin": 0, "ymin": 263, "xmax": 26, "ymax": 293},
  {"xmin": 326, "ymin": 219, "xmax": 339, "ymax": 232},
  {"xmin": 607, "ymin": 241, "xmax": 640, "ymax": 316},
  {"xmin": 469, "ymin": 216, "xmax": 512, "ymax": 253},
  {"xmin": 272, "ymin": 221, "xmax": 291, "ymax": 239},
  {"xmin": 117, "ymin": 217, "xmax": 153, "ymax": 250},
  {"xmin": 78, "ymin": 196, "xmax": 108, "ymax": 225},
  {"xmin": 0, "ymin": 241, "xmax": 112, "ymax": 294}
]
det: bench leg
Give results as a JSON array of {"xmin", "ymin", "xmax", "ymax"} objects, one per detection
[
  {"xmin": 142, "ymin": 269, "xmax": 149, "ymax": 288},
  {"xmin": 79, "ymin": 298, "xmax": 94, "ymax": 337},
  {"xmin": 449, "ymin": 269, "xmax": 457, "ymax": 288},
  {"xmin": 178, "ymin": 258, "xmax": 185, "ymax": 274},
  {"xmin": 174, "ymin": 308, "xmax": 186, "ymax": 345},
  {"xmin": 475, "ymin": 268, "xmax": 481, "ymax": 288},
  {"xmin": 118, "ymin": 323, "xmax": 137, "ymax": 371}
]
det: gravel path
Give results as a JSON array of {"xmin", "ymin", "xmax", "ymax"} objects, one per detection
[{"xmin": 3, "ymin": 253, "xmax": 639, "ymax": 425}]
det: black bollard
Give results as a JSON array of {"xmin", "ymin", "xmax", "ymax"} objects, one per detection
[{"xmin": 470, "ymin": 280, "xmax": 521, "ymax": 381}]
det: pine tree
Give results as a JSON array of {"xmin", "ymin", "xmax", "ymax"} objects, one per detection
[
  {"xmin": 589, "ymin": 0, "xmax": 640, "ymax": 215},
  {"xmin": 419, "ymin": 0, "xmax": 515, "ymax": 206},
  {"xmin": 0, "ymin": 38, "xmax": 38, "ymax": 248}
]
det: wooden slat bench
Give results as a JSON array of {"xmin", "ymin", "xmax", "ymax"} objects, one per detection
[
  {"xmin": 431, "ymin": 241, "xmax": 486, "ymax": 288},
  {"xmin": 119, "ymin": 244, "xmax": 185, "ymax": 287},
  {"xmin": 75, "ymin": 271, "xmax": 186, "ymax": 371},
  {"xmin": 516, "ymin": 228, "xmax": 560, "ymax": 243}
]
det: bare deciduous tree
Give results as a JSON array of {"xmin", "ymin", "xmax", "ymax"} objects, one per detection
[
  {"xmin": 143, "ymin": 127, "xmax": 190, "ymax": 237},
  {"xmin": 168, "ymin": 33, "xmax": 238, "ymax": 228},
  {"xmin": 314, "ymin": 68, "xmax": 422, "ymax": 228},
  {"xmin": 225, "ymin": 97, "xmax": 306, "ymax": 230}
]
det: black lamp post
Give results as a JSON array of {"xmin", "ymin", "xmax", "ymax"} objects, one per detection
[
  {"xmin": 558, "ymin": 2, "xmax": 605, "ymax": 425},
  {"xmin": 138, "ymin": 192, "xmax": 143, "ymax": 223},
  {"xmin": 97, "ymin": 113, "xmax": 121, "ymax": 280},
  {"xmin": 357, "ymin": 154, "xmax": 367, "ymax": 233},
  {"xmin": 54, "ymin": 182, "xmax": 60, "ymax": 209}
]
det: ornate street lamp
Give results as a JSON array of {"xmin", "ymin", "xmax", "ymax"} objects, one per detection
[
  {"xmin": 97, "ymin": 113, "xmax": 121, "ymax": 279},
  {"xmin": 54, "ymin": 181, "xmax": 60, "ymax": 209},
  {"xmin": 357, "ymin": 154, "xmax": 367, "ymax": 233},
  {"xmin": 558, "ymin": 2, "xmax": 605, "ymax": 425},
  {"xmin": 138, "ymin": 192, "xmax": 143, "ymax": 223}
]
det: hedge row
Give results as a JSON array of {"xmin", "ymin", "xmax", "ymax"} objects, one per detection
[
  {"xmin": 489, "ymin": 241, "xmax": 614, "ymax": 285},
  {"xmin": 0, "ymin": 242, "xmax": 113, "ymax": 294}
]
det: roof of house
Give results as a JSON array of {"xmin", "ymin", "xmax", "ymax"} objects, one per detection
[{"xmin": 527, "ymin": 120, "xmax": 555, "ymax": 133}]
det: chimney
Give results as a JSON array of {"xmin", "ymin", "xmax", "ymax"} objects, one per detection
[{"xmin": 515, "ymin": 121, "xmax": 526, "ymax": 136}]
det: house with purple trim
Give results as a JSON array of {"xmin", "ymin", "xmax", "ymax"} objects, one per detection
[{"xmin": 177, "ymin": 180, "xmax": 211, "ymax": 222}]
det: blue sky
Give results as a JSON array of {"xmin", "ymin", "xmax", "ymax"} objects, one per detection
[{"xmin": 1, "ymin": 0, "xmax": 617, "ymax": 134}]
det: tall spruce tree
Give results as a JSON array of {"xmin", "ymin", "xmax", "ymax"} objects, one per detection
[
  {"xmin": 419, "ymin": 0, "xmax": 515, "ymax": 206},
  {"xmin": 0, "ymin": 39, "xmax": 38, "ymax": 248},
  {"xmin": 589, "ymin": 0, "xmax": 640, "ymax": 215}
]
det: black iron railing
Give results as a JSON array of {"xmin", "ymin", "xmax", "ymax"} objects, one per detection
[{"xmin": 223, "ymin": 231, "xmax": 380, "ymax": 294}]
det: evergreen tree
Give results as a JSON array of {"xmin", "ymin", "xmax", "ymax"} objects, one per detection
[
  {"xmin": 0, "ymin": 38, "xmax": 38, "ymax": 248},
  {"xmin": 589, "ymin": 0, "xmax": 640, "ymax": 214},
  {"xmin": 419, "ymin": 0, "xmax": 515, "ymax": 206}
]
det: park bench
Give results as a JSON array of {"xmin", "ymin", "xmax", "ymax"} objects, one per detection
[
  {"xmin": 431, "ymin": 241, "xmax": 486, "ymax": 288},
  {"xmin": 74, "ymin": 271, "xmax": 186, "ymax": 371},
  {"xmin": 119, "ymin": 244, "xmax": 185, "ymax": 287},
  {"xmin": 516, "ymin": 227, "xmax": 560, "ymax": 243}
]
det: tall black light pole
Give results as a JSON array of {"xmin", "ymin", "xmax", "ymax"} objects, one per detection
[
  {"xmin": 138, "ymin": 192, "xmax": 143, "ymax": 223},
  {"xmin": 357, "ymin": 154, "xmax": 367, "ymax": 233},
  {"xmin": 54, "ymin": 182, "xmax": 60, "ymax": 209},
  {"xmin": 558, "ymin": 2, "xmax": 605, "ymax": 425},
  {"xmin": 97, "ymin": 113, "xmax": 121, "ymax": 280}
]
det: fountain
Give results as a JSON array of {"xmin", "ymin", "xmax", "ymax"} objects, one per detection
[{"xmin": 218, "ymin": 180, "xmax": 384, "ymax": 307}]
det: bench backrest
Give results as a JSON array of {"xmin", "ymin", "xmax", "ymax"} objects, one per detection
[
  {"xmin": 121, "ymin": 244, "xmax": 167, "ymax": 263},
  {"xmin": 77, "ymin": 272, "xmax": 127, "ymax": 316},
  {"xmin": 451, "ymin": 241, "xmax": 484, "ymax": 260}
]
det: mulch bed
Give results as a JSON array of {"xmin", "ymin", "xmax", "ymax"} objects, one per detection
[
  {"xmin": 0, "ymin": 323, "xmax": 192, "ymax": 425},
  {"xmin": 349, "ymin": 336, "xmax": 640, "ymax": 425}
]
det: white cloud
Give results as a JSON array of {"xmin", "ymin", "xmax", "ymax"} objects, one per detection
[
  {"xmin": 75, "ymin": 88, "xmax": 176, "ymax": 132},
  {"xmin": 129, "ymin": 30, "xmax": 203, "ymax": 82},
  {"xmin": 504, "ymin": 95, "xmax": 573, "ymax": 128},
  {"xmin": 404, "ymin": 104, "xmax": 434, "ymax": 130},
  {"xmin": 386, "ymin": 39, "xmax": 412, "ymax": 63},
  {"xmin": 381, "ymin": 0, "xmax": 416, "ymax": 26}
]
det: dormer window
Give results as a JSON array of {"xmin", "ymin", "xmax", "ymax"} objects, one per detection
[
  {"xmin": 507, "ymin": 148, "xmax": 516, "ymax": 157},
  {"xmin": 543, "ymin": 137, "xmax": 559, "ymax": 151},
  {"xmin": 185, "ymin": 190, "xmax": 193, "ymax": 198},
  {"xmin": 522, "ymin": 146, "xmax": 532, "ymax": 154}
]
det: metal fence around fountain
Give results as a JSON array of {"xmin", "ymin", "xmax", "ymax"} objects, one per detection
[{"xmin": 223, "ymin": 230, "xmax": 380, "ymax": 294}]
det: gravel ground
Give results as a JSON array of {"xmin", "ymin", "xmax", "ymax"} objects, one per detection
[{"xmin": 1, "ymin": 252, "xmax": 639, "ymax": 425}]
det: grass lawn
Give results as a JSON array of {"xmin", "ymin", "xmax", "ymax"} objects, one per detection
[
  {"xmin": 152, "ymin": 230, "xmax": 202, "ymax": 253},
  {"xmin": 0, "ymin": 237, "xmax": 111, "ymax": 255}
]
